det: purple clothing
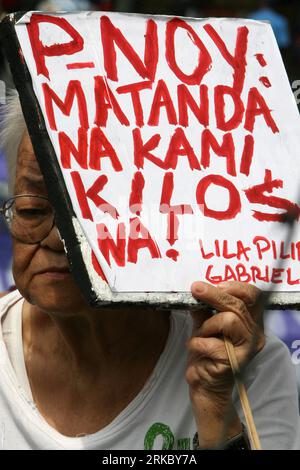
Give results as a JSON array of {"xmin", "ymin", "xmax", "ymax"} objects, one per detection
[
  {"xmin": 0, "ymin": 152, "xmax": 12, "ymax": 290},
  {"xmin": 0, "ymin": 153, "xmax": 7, "ymax": 181}
]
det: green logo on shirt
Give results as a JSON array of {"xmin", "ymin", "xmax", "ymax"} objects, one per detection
[{"xmin": 144, "ymin": 422, "xmax": 192, "ymax": 450}]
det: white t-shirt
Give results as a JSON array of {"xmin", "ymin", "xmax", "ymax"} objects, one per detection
[{"xmin": 0, "ymin": 290, "xmax": 299, "ymax": 450}]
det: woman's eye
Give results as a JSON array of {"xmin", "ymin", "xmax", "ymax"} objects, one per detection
[{"xmin": 16, "ymin": 208, "xmax": 48, "ymax": 217}]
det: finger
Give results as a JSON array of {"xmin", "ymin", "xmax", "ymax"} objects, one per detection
[
  {"xmin": 217, "ymin": 281, "xmax": 261, "ymax": 307},
  {"xmin": 191, "ymin": 281, "xmax": 249, "ymax": 319},
  {"xmin": 198, "ymin": 312, "xmax": 252, "ymax": 346},
  {"xmin": 187, "ymin": 331, "xmax": 264, "ymax": 368},
  {"xmin": 185, "ymin": 356, "xmax": 230, "ymax": 390},
  {"xmin": 187, "ymin": 336, "xmax": 228, "ymax": 362},
  {"xmin": 217, "ymin": 282, "xmax": 264, "ymax": 326}
]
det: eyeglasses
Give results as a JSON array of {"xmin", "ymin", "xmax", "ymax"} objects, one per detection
[{"xmin": 0, "ymin": 194, "xmax": 55, "ymax": 244}]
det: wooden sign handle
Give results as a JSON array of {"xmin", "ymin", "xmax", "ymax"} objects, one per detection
[{"xmin": 223, "ymin": 336, "xmax": 262, "ymax": 450}]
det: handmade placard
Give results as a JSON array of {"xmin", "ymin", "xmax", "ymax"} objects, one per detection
[{"xmin": 1, "ymin": 11, "xmax": 300, "ymax": 307}]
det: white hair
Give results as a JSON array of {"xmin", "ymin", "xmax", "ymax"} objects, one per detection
[{"xmin": 0, "ymin": 90, "xmax": 26, "ymax": 195}]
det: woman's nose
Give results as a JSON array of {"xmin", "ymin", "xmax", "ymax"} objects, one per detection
[{"xmin": 39, "ymin": 224, "xmax": 65, "ymax": 252}]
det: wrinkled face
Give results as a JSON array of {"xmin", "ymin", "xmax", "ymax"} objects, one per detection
[{"xmin": 12, "ymin": 131, "xmax": 86, "ymax": 314}]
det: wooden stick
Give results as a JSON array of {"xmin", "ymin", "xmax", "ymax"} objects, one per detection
[{"xmin": 223, "ymin": 336, "xmax": 262, "ymax": 450}]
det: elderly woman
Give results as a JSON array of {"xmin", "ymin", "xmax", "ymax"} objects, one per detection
[{"xmin": 0, "ymin": 93, "xmax": 299, "ymax": 450}]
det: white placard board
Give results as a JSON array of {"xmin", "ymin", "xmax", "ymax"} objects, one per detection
[{"xmin": 4, "ymin": 11, "xmax": 300, "ymax": 306}]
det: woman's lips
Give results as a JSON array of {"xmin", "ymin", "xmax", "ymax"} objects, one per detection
[
  {"xmin": 36, "ymin": 268, "xmax": 71, "ymax": 280},
  {"xmin": 40, "ymin": 271, "xmax": 71, "ymax": 280}
]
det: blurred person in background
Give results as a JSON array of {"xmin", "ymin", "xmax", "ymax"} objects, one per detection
[
  {"xmin": 266, "ymin": 310, "xmax": 300, "ymax": 407},
  {"xmin": 36, "ymin": 0, "xmax": 93, "ymax": 11},
  {"xmin": 249, "ymin": 0, "xmax": 291, "ymax": 50}
]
